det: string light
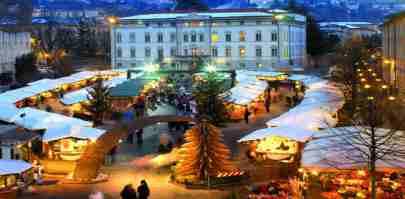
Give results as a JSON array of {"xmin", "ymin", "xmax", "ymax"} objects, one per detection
[
  {"xmin": 367, "ymin": 96, "xmax": 375, "ymax": 101},
  {"xmin": 364, "ymin": 84, "xmax": 371, "ymax": 89},
  {"xmin": 381, "ymin": 85, "xmax": 388, "ymax": 89},
  {"xmin": 360, "ymin": 78, "xmax": 366, "ymax": 82}
]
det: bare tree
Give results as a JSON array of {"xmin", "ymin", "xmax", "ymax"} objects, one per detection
[{"xmin": 317, "ymin": 60, "xmax": 405, "ymax": 199}]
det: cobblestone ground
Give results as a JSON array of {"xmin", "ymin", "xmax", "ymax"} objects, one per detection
[{"xmin": 21, "ymin": 90, "xmax": 293, "ymax": 199}]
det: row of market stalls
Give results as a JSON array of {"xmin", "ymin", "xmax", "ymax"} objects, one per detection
[{"xmin": 224, "ymin": 70, "xmax": 288, "ymax": 119}]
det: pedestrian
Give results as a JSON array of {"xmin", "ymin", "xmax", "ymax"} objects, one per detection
[
  {"xmin": 120, "ymin": 184, "xmax": 137, "ymax": 199},
  {"xmin": 137, "ymin": 180, "xmax": 150, "ymax": 199},
  {"xmin": 264, "ymin": 98, "xmax": 271, "ymax": 113},
  {"xmin": 244, "ymin": 105, "xmax": 250, "ymax": 124}
]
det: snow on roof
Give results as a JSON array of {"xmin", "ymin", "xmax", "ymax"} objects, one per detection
[
  {"xmin": 0, "ymin": 87, "xmax": 40, "ymax": 103},
  {"xmin": 0, "ymin": 104, "xmax": 20, "ymax": 123},
  {"xmin": 11, "ymin": 107, "xmax": 92, "ymax": 130},
  {"xmin": 121, "ymin": 10, "xmax": 305, "ymax": 22},
  {"xmin": 302, "ymin": 127, "xmax": 405, "ymax": 170},
  {"xmin": 60, "ymin": 77, "xmax": 128, "ymax": 105},
  {"xmin": 226, "ymin": 76, "xmax": 267, "ymax": 105},
  {"xmin": 43, "ymin": 125, "xmax": 106, "ymax": 142},
  {"xmin": 319, "ymin": 22, "xmax": 374, "ymax": 27},
  {"xmin": 238, "ymin": 126, "xmax": 315, "ymax": 143},
  {"xmin": 60, "ymin": 87, "xmax": 90, "ymax": 105},
  {"xmin": 266, "ymin": 76, "xmax": 344, "ymax": 130},
  {"xmin": 0, "ymin": 159, "xmax": 32, "ymax": 175}
]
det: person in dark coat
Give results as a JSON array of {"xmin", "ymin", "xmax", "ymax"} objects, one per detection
[
  {"xmin": 244, "ymin": 105, "xmax": 250, "ymax": 124},
  {"xmin": 137, "ymin": 180, "xmax": 150, "ymax": 199},
  {"xmin": 120, "ymin": 184, "xmax": 137, "ymax": 199}
]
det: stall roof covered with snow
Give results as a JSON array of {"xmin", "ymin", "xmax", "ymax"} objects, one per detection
[
  {"xmin": 0, "ymin": 160, "xmax": 32, "ymax": 175},
  {"xmin": 43, "ymin": 125, "xmax": 106, "ymax": 142},
  {"xmin": 238, "ymin": 126, "xmax": 315, "ymax": 143}
]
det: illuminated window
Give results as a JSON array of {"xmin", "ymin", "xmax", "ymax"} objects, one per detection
[
  {"xmin": 239, "ymin": 46, "xmax": 246, "ymax": 57},
  {"xmin": 170, "ymin": 33, "xmax": 176, "ymax": 42},
  {"xmin": 211, "ymin": 32, "xmax": 219, "ymax": 43},
  {"xmin": 239, "ymin": 31, "xmax": 246, "ymax": 42},
  {"xmin": 191, "ymin": 48, "xmax": 198, "ymax": 56}
]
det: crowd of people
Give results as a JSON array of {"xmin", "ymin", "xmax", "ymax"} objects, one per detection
[{"xmin": 120, "ymin": 180, "xmax": 150, "ymax": 199}]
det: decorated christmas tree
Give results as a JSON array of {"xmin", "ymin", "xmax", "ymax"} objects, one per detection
[{"xmin": 175, "ymin": 120, "xmax": 237, "ymax": 182}]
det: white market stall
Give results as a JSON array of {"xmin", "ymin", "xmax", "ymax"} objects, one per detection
[
  {"xmin": 11, "ymin": 107, "xmax": 92, "ymax": 131},
  {"xmin": 42, "ymin": 125, "xmax": 106, "ymax": 161},
  {"xmin": 0, "ymin": 104, "xmax": 20, "ymax": 123},
  {"xmin": 0, "ymin": 159, "xmax": 33, "ymax": 190}
]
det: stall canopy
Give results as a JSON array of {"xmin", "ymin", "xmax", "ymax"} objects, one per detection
[
  {"xmin": 225, "ymin": 71, "xmax": 268, "ymax": 105},
  {"xmin": 0, "ymin": 104, "xmax": 20, "ymax": 123},
  {"xmin": 302, "ymin": 127, "xmax": 405, "ymax": 170},
  {"xmin": 238, "ymin": 126, "xmax": 315, "ymax": 143},
  {"xmin": 0, "ymin": 159, "xmax": 32, "ymax": 175},
  {"xmin": 60, "ymin": 77, "xmax": 129, "ymax": 105},
  {"xmin": 109, "ymin": 78, "xmax": 154, "ymax": 98},
  {"xmin": 43, "ymin": 125, "xmax": 106, "ymax": 142},
  {"xmin": 266, "ymin": 78, "xmax": 344, "ymax": 130},
  {"xmin": 11, "ymin": 107, "xmax": 92, "ymax": 130}
]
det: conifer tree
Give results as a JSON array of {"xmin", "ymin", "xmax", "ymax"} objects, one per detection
[
  {"xmin": 175, "ymin": 120, "xmax": 236, "ymax": 182},
  {"xmin": 84, "ymin": 79, "xmax": 111, "ymax": 126}
]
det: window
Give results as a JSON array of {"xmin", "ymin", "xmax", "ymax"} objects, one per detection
[
  {"xmin": 240, "ymin": 63, "xmax": 246, "ymax": 68},
  {"xmin": 256, "ymin": 63, "xmax": 263, "ymax": 68},
  {"xmin": 256, "ymin": 31, "xmax": 262, "ymax": 42},
  {"xmin": 145, "ymin": 32, "xmax": 151, "ymax": 43},
  {"xmin": 225, "ymin": 47, "xmax": 232, "ymax": 57},
  {"xmin": 226, "ymin": 21, "xmax": 231, "ymax": 25},
  {"xmin": 239, "ymin": 47, "xmax": 246, "ymax": 57},
  {"xmin": 184, "ymin": 49, "xmax": 188, "ymax": 56},
  {"xmin": 157, "ymin": 22, "xmax": 163, "ymax": 27},
  {"xmin": 191, "ymin": 32, "xmax": 197, "ymax": 42},
  {"xmin": 240, "ymin": 20, "xmax": 245, "ymax": 25},
  {"xmin": 116, "ymin": 32, "xmax": 122, "ymax": 43},
  {"xmin": 256, "ymin": 47, "xmax": 262, "ymax": 57},
  {"xmin": 130, "ymin": 47, "xmax": 136, "ymax": 58},
  {"xmin": 225, "ymin": 32, "xmax": 232, "ymax": 42},
  {"xmin": 145, "ymin": 23, "xmax": 150, "ymax": 27},
  {"xmin": 116, "ymin": 47, "xmax": 122, "ymax": 58},
  {"xmin": 191, "ymin": 48, "xmax": 198, "ymax": 56},
  {"xmin": 170, "ymin": 47, "xmax": 177, "ymax": 56},
  {"xmin": 129, "ymin": 32, "xmax": 136, "ymax": 43},
  {"xmin": 212, "ymin": 47, "xmax": 218, "ymax": 57},
  {"xmin": 170, "ymin": 22, "xmax": 176, "ymax": 27},
  {"xmin": 184, "ymin": 34, "xmax": 189, "ymax": 42},
  {"xmin": 199, "ymin": 33, "xmax": 204, "ymax": 42},
  {"xmin": 239, "ymin": 31, "xmax": 246, "ymax": 42},
  {"xmin": 170, "ymin": 33, "xmax": 176, "ymax": 42},
  {"xmin": 211, "ymin": 32, "xmax": 219, "ymax": 43},
  {"xmin": 145, "ymin": 47, "xmax": 151, "ymax": 57},
  {"xmin": 157, "ymin": 32, "xmax": 163, "ymax": 43},
  {"xmin": 158, "ymin": 48, "xmax": 164, "ymax": 60},
  {"xmin": 117, "ymin": 63, "xmax": 123, "ymax": 68},
  {"xmin": 271, "ymin": 47, "xmax": 278, "ymax": 57},
  {"xmin": 256, "ymin": 21, "xmax": 262, "ymax": 25},
  {"xmin": 271, "ymin": 32, "xmax": 278, "ymax": 42},
  {"xmin": 131, "ymin": 63, "xmax": 136, "ymax": 68}
]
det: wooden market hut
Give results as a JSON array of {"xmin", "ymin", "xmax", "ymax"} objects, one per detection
[{"xmin": 0, "ymin": 159, "xmax": 33, "ymax": 198}]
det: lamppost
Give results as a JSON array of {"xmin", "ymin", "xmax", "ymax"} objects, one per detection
[
  {"xmin": 383, "ymin": 59, "xmax": 396, "ymax": 92},
  {"xmin": 106, "ymin": 16, "xmax": 119, "ymax": 68}
]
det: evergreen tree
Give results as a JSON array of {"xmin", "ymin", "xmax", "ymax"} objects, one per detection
[
  {"xmin": 175, "ymin": 0, "xmax": 209, "ymax": 11},
  {"xmin": 193, "ymin": 72, "xmax": 230, "ymax": 125},
  {"xmin": 175, "ymin": 121, "xmax": 236, "ymax": 182},
  {"xmin": 84, "ymin": 79, "xmax": 111, "ymax": 126}
]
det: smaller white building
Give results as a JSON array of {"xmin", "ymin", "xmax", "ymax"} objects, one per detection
[
  {"xmin": 319, "ymin": 22, "xmax": 381, "ymax": 41},
  {"xmin": 0, "ymin": 30, "xmax": 31, "ymax": 85}
]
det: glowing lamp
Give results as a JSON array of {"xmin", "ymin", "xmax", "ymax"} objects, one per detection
[
  {"xmin": 388, "ymin": 96, "xmax": 396, "ymax": 101},
  {"xmin": 364, "ymin": 84, "xmax": 371, "ymax": 89},
  {"xmin": 381, "ymin": 85, "xmax": 388, "ymax": 89},
  {"xmin": 367, "ymin": 96, "xmax": 375, "ymax": 100}
]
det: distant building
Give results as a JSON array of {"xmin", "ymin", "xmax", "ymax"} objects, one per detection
[
  {"xmin": 0, "ymin": 30, "xmax": 31, "ymax": 86},
  {"xmin": 111, "ymin": 9, "xmax": 307, "ymax": 72},
  {"xmin": 33, "ymin": 4, "xmax": 102, "ymax": 19},
  {"xmin": 319, "ymin": 22, "xmax": 380, "ymax": 41},
  {"xmin": 382, "ymin": 11, "xmax": 405, "ymax": 93}
]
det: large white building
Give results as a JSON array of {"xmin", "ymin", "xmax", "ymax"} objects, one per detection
[
  {"xmin": 0, "ymin": 30, "xmax": 31, "ymax": 84},
  {"xmin": 111, "ymin": 9, "xmax": 307, "ymax": 72}
]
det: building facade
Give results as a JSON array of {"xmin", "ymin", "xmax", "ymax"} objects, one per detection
[
  {"xmin": 319, "ymin": 22, "xmax": 380, "ymax": 41},
  {"xmin": 0, "ymin": 30, "xmax": 31, "ymax": 85},
  {"xmin": 382, "ymin": 11, "xmax": 405, "ymax": 93},
  {"xmin": 111, "ymin": 10, "xmax": 307, "ymax": 72}
]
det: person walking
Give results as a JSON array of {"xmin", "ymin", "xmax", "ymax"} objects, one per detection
[
  {"xmin": 244, "ymin": 105, "xmax": 250, "ymax": 124},
  {"xmin": 137, "ymin": 180, "xmax": 150, "ymax": 199},
  {"xmin": 120, "ymin": 184, "xmax": 137, "ymax": 199}
]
